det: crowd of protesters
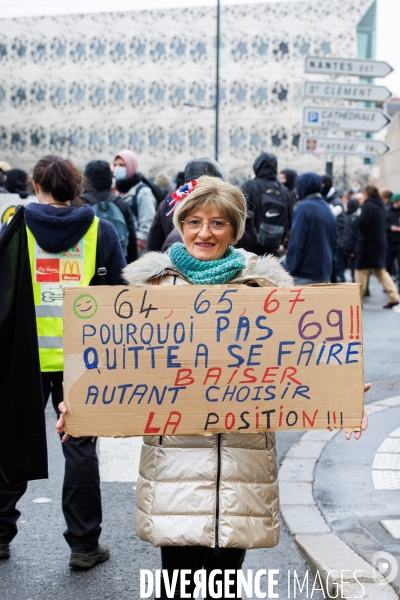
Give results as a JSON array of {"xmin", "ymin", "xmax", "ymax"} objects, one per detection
[{"xmin": 1, "ymin": 151, "xmax": 399, "ymax": 308}]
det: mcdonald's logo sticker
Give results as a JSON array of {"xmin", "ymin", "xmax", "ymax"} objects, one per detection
[{"xmin": 62, "ymin": 260, "xmax": 82, "ymax": 281}]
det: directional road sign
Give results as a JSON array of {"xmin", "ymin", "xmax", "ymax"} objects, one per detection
[
  {"xmin": 305, "ymin": 57, "xmax": 393, "ymax": 78},
  {"xmin": 299, "ymin": 136, "xmax": 390, "ymax": 158},
  {"xmin": 304, "ymin": 81, "xmax": 392, "ymax": 103},
  {"xmin": 302, "ymin": 106, "xmax": 392, "ymax": 133}
]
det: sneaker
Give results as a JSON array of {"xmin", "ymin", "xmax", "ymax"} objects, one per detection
[
  {"xmin": 69, "ymin": 542, "xmax": 110, "ymax": 569},
  {"xmin": 0, "ymin": 544, "xmax": 10, "ymax": 559},
  {"xmin": 383, "ymin": 302, "xmax": 400, "ymax": 309}
]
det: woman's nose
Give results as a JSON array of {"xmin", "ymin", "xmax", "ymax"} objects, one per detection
[{"xmin": 198, "ymin": 222, "xmax": 212, "ymax": 238}]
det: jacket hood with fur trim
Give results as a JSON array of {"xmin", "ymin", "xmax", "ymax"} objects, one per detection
[{"xmin": 123, "ymin": 248, "xmax": 293, "ymax": 287}]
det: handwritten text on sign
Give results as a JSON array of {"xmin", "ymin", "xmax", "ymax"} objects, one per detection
[{"xmin": 63, "ymin": 284, "xmax": 364, "ymax": 437}]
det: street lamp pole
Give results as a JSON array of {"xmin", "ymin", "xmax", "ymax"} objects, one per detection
[{"xmin": 215, "ymin": 0, "xmax": 220, "ymax": 162}]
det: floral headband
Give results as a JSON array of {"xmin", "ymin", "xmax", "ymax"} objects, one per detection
[{"xmin": 166, "ymin": 179, "xmax": 197, "ymax": 216}]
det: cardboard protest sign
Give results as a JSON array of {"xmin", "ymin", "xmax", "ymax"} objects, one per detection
[{"xmin": 63, "ymin": 284, "xmax": 364, "ymax": 437}]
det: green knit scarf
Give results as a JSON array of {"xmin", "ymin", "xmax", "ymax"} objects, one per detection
[{"xmin": 169, "ymin": 242, "xmax": 245, "ymax": 285}]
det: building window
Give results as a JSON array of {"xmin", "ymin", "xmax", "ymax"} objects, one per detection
[
  {"xmin": 11, "ymin": 130, "xmax": 27, "ymax": 151},
  {"xmin": 11, "ymin": 86, "xmax": 27, "ymax": 108},
  {"xmin": 12, "ymin": 40, "xmax": 27, "ymax": 59},
  {"xmin": 0, "ymin": 127, "xmax": 7, "ymax": 149},
  {"xmin": 109, "ymin": 127, "xmax": 125, "ymax": 148},
  {"xmin": 149, "ymin": 127, "xmax": 165, "ymax": 149},
  {"xmin": 30, "ymin": 127, "xmax": 46, "ymax": 148},
  {"xmin": 129, "ymin": 130, "xmax": 145, "ymax": 151},
  {"xmin": 31, "ymin": 42, "xmax": 47, "ymax": 62}
]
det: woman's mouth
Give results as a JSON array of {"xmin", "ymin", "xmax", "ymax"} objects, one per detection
[{"xmin": 195, "ymin": 243, "xmax": 215, "ymax": 247}]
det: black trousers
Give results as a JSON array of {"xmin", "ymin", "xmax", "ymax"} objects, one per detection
[
  {"xmin": 0, "ymin": 372, "xmax": 102, "ymax": 553},
  {"xmin": 386, "ymin": 244, "xmax": 400, "ymax": 285},
  {"xmin": 160, "ymin": 546, "xmax": 246, "ymax": 599}
]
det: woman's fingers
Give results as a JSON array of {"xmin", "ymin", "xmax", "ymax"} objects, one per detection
[
  {"xmin": 345, "ymin": 409, "xmax": 369, "ymax": 441},
  {"xmin": 361, "ymin": 410, "xmax": 368, "ymax": 431},
  {"xmin": 58, "ymin": 401, "xmax": 67, "ymax": 414},
  {"xmin": 345, "ymin": 429, "xmax": 362, "ymax": 441},
  {"xmin": 56, "ymin": 401, "xmax": 70, "ymax": 441},
  {"xmin": 55, "ymin": 412, "xmax": 65, "ymax": 434},
  {"xmin": 364, "ymin": 382, "xmax": 372, "ymax": 394}
]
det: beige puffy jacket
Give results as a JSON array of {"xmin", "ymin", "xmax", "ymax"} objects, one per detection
[{"xmin": 123, "ymin": 249, "xmax": 293, "ymax": 549}]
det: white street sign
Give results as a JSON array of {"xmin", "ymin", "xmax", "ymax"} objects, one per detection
[
  {"xmin": 305, "ymin": 57, "xmax": 393, "ymax": 78},
  {"xmin": 304, "ymin": 82, "xmax": 392, "ymax": 103},
  {"xmin": 300, "ymin": 136, "xmax": 390, "ymax": 158},
  {"xmin": 302, "ymin": 106, "xmax": 392, "ymax": 133}
]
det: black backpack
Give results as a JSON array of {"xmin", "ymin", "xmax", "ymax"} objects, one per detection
[{"xmin": 255, "ymin": 186, "xmax": 290, "ymax": 250}]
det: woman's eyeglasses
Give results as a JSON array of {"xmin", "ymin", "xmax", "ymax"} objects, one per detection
[{"xmin": 182, "ymin": 217, "xmax": 231, "ymax": 234}]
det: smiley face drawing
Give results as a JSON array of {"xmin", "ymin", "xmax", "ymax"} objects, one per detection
[{"xmin": 73, "ymin": 294, "xmax": 98, "ymax": 319}]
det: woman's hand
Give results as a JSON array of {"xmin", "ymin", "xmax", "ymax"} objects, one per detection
[
  {"xmin": 345, "ymin": 382, "xmax": 371, "ymax": 441},
  {"xmin": 56, "ymin": 402, "xmax": 70, "ymax": 442}
]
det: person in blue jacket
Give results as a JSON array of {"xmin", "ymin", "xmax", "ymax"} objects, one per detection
[
  {"xmin": 285, "ymin": 172, "xmax": 337, "ymax": 285},
  {"xmin": 0, "ymin": 155, "xmax": 126, "ymax": 568}
]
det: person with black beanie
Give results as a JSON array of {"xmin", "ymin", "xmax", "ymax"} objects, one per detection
[
  {"xmin": 80, "ymin": 160, "xmax": 138, "ymax": 263},
  {"xmin": 4, "ymin": 169, "xmax": 30, "ymax": 199}
]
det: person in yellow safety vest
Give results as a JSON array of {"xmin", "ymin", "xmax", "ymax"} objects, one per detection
[{"xmin": 0, "ymin": 155, "xmax": 127, "ymax": 568}]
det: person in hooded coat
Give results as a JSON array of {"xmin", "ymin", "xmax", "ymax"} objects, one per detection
[
  {"xmin": 242, "ymin": 152, "xmax": 292, "ymax": 255},
  {"xmin": 4, "ymin": 168, "xmax": 30, "ymax": 199},
  {"xmin": 285, "ymin": 172, "xmax": 337, "ymax": 285},
  {"xmin": 113, "ymin": 149, "xmax": 160, "ymax": 256},
  {"xmin": 354, "ymin": 185, "xmax": 400, "ymax": 308},
  {"xmin": 279, "ymin": 168, "xmax": 297, "ymax": 207}
]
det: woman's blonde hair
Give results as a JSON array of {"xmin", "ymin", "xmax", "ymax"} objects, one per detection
[{"xmin": 173, "ymin": 175, "xmax": 247, "ymax": 242}]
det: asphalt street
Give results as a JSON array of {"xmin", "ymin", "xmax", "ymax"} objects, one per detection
[
  {"xmin": 313, "ymin": 276, "xmax": 400, "ymax": 597},
  {"xmin": 0, "ymin": 274, "xmax": 399, "ymax": 600}
]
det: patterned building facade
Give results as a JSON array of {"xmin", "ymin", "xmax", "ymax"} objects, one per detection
[{"xmin": 0, "ymin": 0, "xmax": 375, "ymax": 181}]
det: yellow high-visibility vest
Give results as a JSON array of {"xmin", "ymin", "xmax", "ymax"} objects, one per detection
[{"xmin": 27, "ymin": 217, "xmax": 99, "ymax": 372}]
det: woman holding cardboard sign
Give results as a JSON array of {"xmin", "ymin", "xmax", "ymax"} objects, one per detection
[{"xmin": 58, "ymin": 175, "xmax": 368, "ymax": 597}]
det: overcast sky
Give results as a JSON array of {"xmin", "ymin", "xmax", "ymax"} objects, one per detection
[{"xmin": 1, "ymin": 0, "xmax": 399, "ymax": 95}]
